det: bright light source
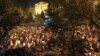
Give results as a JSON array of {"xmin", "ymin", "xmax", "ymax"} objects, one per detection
[
  {"xmin": 94, "ymin": 0, "xmax": 98, "ymax": 5},
  {"xmin": 35, "ymin": 2, "xmax": 48, "ymax": 15}
]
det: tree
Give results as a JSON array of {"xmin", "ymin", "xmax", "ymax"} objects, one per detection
[
  {"xmin": 47, "ymin": 0, "xmax": 100, "ymax": 55},
  {"xmin": 0, "ymin": 0, "xmax": 22, "ymax": 42}
]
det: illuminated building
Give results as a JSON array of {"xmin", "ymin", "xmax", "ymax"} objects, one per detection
[{"xmin": 35, "ymin": 2, "xmax": 48, "ymax": 15}]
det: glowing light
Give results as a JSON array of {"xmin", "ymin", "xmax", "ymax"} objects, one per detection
[
  {"xmin": 43, "ymin": 19, "xmax": 50, "ymax": 25},
  {"xmin": 94, "ymin": 0, "xmax": 98, "ymax": 5},
  {"xmin": 35, "ymin": 2, "xmax": 48, "ymax": 15}
]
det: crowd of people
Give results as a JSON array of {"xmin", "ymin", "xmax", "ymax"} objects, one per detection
[
  {"xmin": 0, "ymin": 24, "xmax": 99, "ymax": 56},
  {"xmin": 74, "ymin": 25, "xmax": 100, "ymax": 56},
  {"xmin": 3, "ymin": 25, "xmax": 63, "ymax": 56}
]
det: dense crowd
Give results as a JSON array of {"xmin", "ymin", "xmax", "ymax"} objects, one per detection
[
  {"xmin": 0, "ymin": 24, "xmax": 99, "ymax": 56},
  {"xmin": 74, "ymin": 25, "xmax": 100, "ymax": 56},
  {"xmin": 3, "ymin": 25, "xmax": 63, "ymax": 56}
]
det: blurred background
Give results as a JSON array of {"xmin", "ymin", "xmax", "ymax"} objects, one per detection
[{"xmin": 0, "ymin": 0, "xmax": 100, "ymax": 56}]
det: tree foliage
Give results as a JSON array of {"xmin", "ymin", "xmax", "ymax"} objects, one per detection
[{"xmin": 47, "ymin": 0, "xmax": 100, "ymax": 55}]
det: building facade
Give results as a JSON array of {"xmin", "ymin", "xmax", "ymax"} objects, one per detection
[{"xmin": 35, "ymin": 2, "xmax": 48, "ymax": 15}]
